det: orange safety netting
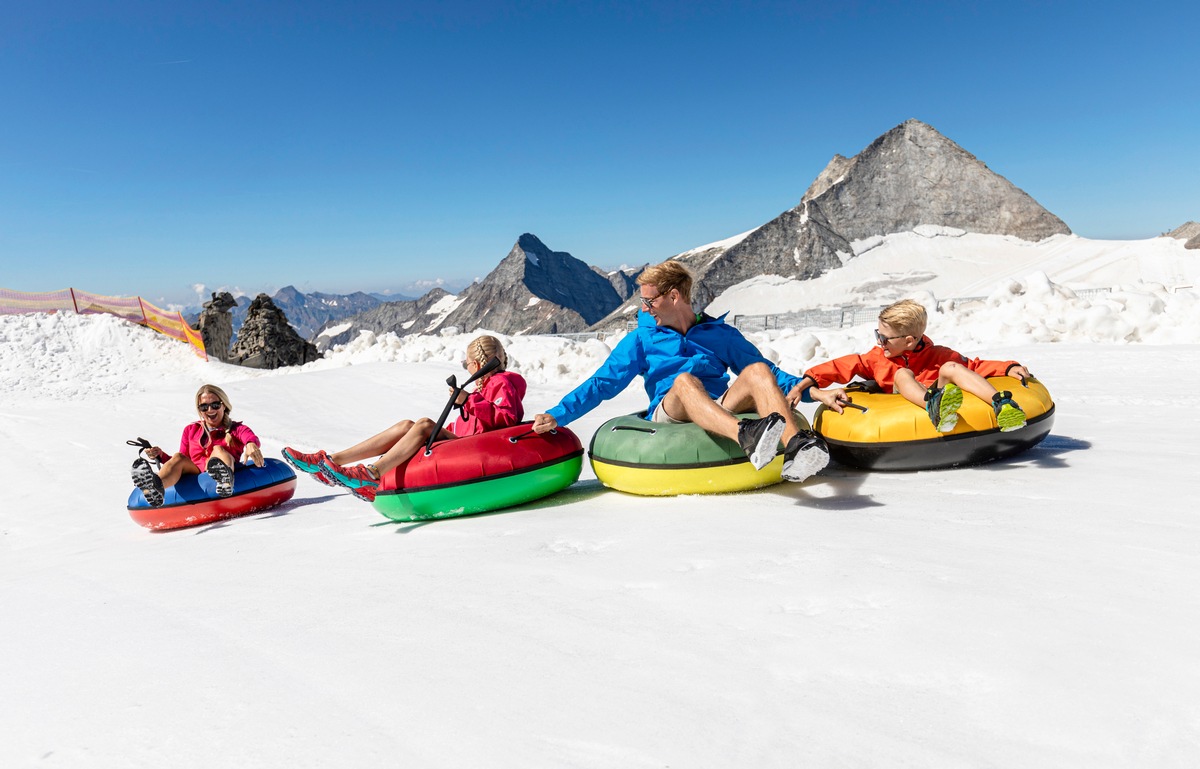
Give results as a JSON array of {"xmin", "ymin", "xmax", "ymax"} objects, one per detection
[{"xmin": 0, "ymin": 287, "xmax": 208, "ymax": 360}]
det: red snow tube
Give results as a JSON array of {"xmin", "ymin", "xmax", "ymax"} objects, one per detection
[{"xmin": 373, "ymin": 423, "xmax": 584, "ymax": 521}]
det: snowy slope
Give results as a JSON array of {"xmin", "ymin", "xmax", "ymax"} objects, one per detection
[
  {"xmin": 708, "ymin": 231, "xmax": 1198, "ymax": 316},
  {"xmin": 2, "ymin": 256, "xmax": 1199, "ymax": 767}
]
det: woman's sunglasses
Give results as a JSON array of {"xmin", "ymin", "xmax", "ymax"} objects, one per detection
[{"xmin": 197, "ymin": 402, "xmax": 224, "ymax": 412}]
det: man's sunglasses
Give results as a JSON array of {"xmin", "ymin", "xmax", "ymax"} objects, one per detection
[
  {"xmin": 875, "ymin": 330, "xmax": 906, "ymax": 346},
  {"xmin": 640, "ymin": 292, "xmax": 665, "ymax": 309},
  {"xmin": 197, "ymin": 402, "xmax": 224, "ymax": 412}
]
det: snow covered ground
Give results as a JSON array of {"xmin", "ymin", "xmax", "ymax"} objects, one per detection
[
  {"xmin": 3, "ymin": 236, "xmax": 1200, "ymax": 767},
  {"xmin": 708, "ymin": 231, "xmax": 1199, "ymax": 316}
]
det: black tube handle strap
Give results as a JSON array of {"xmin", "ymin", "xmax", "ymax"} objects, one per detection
[{"xmin": 425, "ymin": 356, "xmax": 503, "ymax": 454}]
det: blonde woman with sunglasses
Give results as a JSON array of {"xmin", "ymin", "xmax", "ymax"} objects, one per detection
[{"xmin": 131, "ymin": 384, "xmax": 264, "ymax": 507}]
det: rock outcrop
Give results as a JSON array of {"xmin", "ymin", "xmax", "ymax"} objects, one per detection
[
  {"xmin": 194, "ymin": 291, "xmax": 238, "ymax": 362},
  {"xmin": 227, "ymin": 294, "xmax": 320, "ymax": 369}
]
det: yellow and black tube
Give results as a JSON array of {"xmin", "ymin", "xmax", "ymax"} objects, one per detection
[{"xmin": 814, "ymin": 376, "xmax": 1054, "ymax": 471}]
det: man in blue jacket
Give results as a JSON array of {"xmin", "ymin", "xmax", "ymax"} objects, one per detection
[{"xmin": 532, "ymin": 260, "xmax": 829, "ymax": 482}]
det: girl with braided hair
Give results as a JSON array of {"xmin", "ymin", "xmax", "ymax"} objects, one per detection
[{"xmin": 282, "ymin": 335, "xmax": 526, "ymax": 502}]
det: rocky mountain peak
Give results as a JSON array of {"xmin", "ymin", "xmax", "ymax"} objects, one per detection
[
  {"xmin": 1165, "ymin": 221, "xmax": 1200, "ymax": 249},
  {"xmin": 660, "ymin": 118, "xmax": 1072, "ymax": 310},
  {"xmin": 274, "ymin": 285, "xmax": 304, "ymax": 303},
  {"xmin": 429, "ymin": 234, "xmax": 626, "ymax": 335}
]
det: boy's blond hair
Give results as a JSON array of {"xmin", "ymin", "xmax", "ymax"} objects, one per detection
[
  {"xmin": 637, "ymin": 260, "xmax": 693, "ymax": 304},
  {"xmin": 878, "ymin": 299, "xmax": 928, "ymax": 338}
]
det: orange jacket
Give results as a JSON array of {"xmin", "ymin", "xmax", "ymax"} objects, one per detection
[{"xmin": 805, "ymin": 336, "xmax": 1018, "ymax": 392}]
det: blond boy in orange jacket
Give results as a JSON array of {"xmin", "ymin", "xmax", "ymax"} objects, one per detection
[{"xmin": 793, "ymin": 299, "xmax": 1029, "ymax": 432}]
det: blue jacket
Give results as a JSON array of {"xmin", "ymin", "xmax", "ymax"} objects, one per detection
[{"xmin": 546, "ymin": 311, "xmax": 803, "ymax": 427}]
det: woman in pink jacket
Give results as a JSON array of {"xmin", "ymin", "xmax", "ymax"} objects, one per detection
[
  {"xmin": 131, "ymin": 384, "xmax": 265, "ymax": 507},
  {"xmin": 283, "ymin": 335, "xmax": 527, "ymax": 502}
]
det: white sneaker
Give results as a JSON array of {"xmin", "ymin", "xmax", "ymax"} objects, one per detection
[{"xmin": 780, "ymin": 431, "xmax": 830, "ymax": 482}]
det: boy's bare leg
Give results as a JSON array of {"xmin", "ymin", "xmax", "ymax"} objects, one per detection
[
  {"xmin": 937, "ymin": 361, "xmax": 998, "ymax": 403},
  {"xmin": 893, "ymin": 369, "xmax": 930, "ymax": 408}
]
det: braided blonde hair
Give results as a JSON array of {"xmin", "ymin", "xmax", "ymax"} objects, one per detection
[{"xmin": 466, "ymin": 335, "xmax": 508, "ymax": 386}]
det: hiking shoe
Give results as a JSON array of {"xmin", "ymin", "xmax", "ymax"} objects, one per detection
[
  {"xmin": 925, "ymin": 383, "xmax": 963, "ymax": 433},
  {"xmin": 320, "ymin": 458, "xmax": 380, "ymax": 490},
  {"xmin": 737, "ymin": 413, "xmax": 787, "ymax": 470},
  {"xmin": 992, "ymin": 391, "xmax": 1027, "ymax": 432},
  {"xmin": 206, "ymin": 457, "xmax": 235, "ymax": 498},
  {"xmin": 131, "ymin": 457, "xmax": 165, "ymax": 508},
  {"xmin": 282, "ymin": 447, "xmax": 337, "ymax": 486},
  {"xmin": 350, "ymin": 485, "xmax": 378, "ymax": 503},
  {"xmin": 781, "ymin": 430, "xmax": 830, "ymax": 482}
]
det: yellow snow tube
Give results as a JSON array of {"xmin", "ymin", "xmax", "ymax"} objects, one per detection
[{"xmin": 814, "ymin": 375, "xmax": 1054, "ymax": 470}]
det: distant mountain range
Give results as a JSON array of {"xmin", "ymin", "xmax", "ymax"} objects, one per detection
[
  {"xmin": 195, "ymin": 119, "xmax": 1195, "ymax": 347},
  {"xmin": 323, "ymin": 118, "xmax": 1074, "ymax": 341},
  {"xmin": 187, "ymin": 286, "xmax": 386, "ymax": 341}
]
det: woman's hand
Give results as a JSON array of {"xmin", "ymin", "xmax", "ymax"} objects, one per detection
[
  {"xmin": 148, "ymin": 446, "xmax": 167, "ymax": 462},
  {"xmin": 452, "ymin": 386, "xmax": 468, "ymax": 406},
  {"xmin": 243, "ymin": 442, "xmax": 265, "ymax": 468}
]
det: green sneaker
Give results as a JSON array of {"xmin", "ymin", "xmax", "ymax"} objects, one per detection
[
  {"xmin": 992, "ymin": 391, "xmax": 1027, "ymax": 432},
  {"xmin": 925, "ymin": 383, "xmax": 963, "ymax": 433}
]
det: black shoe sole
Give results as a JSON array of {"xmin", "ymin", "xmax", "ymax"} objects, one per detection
[
  {"xmin": 206, "ymin": 458, "xmax": 235, "ymax": 498},
  {"xmin": 131, "ymin": 458, "xmax": 165, "ymax": 508},
  {"xmin": 782, "ymin": 438, "xmax": 830, "ymax": 482}
]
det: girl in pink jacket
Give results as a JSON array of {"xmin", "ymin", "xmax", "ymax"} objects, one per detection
[{"xmin": 282, "ymin": 335, "xmax": 527, "ymax": 502}]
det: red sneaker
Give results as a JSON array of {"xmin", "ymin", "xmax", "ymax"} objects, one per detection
[
  {"xmin": 351, "ymin": 485, "xmax": 377, "ymax": 503},
  {"xmin": 282, "ymin": 447, "xmax": 332, "ymax": 480},
  {"xmin": 319, "ymin": 458, "xmax": 380, "ymax": 490}
]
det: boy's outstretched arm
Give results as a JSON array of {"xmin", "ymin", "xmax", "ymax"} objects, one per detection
[
  {"xmin": 810, "ymin": 386, "xmax": 852, "ymax": 413},
  {"xmin": 786, "ymin": 375, "xmax": 852, "ymax": 413}
]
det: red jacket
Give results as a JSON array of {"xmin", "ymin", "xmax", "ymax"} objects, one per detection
[
  {"xmin": 449, "ymin": 370, "xmax": 527, "ymax": 438},
  {"xmin": 805, "ymin": 336, "xmax": 1017, "ymax": 392},
  {"xmin": 179, "ymin": 421, "xmax": 260, "ymax": 469}
]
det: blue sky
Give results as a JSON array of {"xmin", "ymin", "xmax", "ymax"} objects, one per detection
[{"xmin": 2, "ymin": 1, "xmax": 1197, "ymax": 307}]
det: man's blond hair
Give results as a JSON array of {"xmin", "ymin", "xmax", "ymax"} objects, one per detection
[
  {"xmin": 637, "ymin": 260, "xmax": 693, "ymax": 304},
  {"xmin": 878, "ymin": 299, "xmax": 928, "ymax": 338}
]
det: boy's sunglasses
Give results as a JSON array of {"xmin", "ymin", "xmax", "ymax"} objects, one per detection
[
  {"xmin": 875, "ymin": 330, "xmax": 906, "ymax": 345},
  {"xmin": 197, "ymin": 402, "xmax": 224, "ymax": 412}
]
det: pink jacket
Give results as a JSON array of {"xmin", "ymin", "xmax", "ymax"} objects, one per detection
[
  {"xmin": 448, "ymin": 371, "xmax": 527, "ymax": 438},
  {"xmin": 179, "ymin": 421, "xmax": 261, "ymax": 469}
]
